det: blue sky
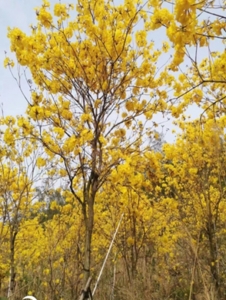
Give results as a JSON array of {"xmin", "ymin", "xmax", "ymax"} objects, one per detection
[
  {"xmin": 0, "ymin": 0, "xmax": 61, "ymax": 115},
  {"xmin": 0, "ymin": 1, "xmax": 36, "ymax": 115}
]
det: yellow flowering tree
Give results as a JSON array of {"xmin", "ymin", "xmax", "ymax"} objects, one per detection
[
  {"xmin": 0, "ymin": 116, "xmax": 45, "ymax": 299},
  {"xmin": 149, "ymin": 0, "xmax": 226, "ymax": 117},
  {"xmin": 5, "ymin": 0, "xmax": 168, "ymax": 283},
  {"xmin": 161, "ymin": 118, "xmax": 226, "ymax": 298},
  {"xmin": 16, "ymin": 201, "xmax": 84, "ymax": 300}
]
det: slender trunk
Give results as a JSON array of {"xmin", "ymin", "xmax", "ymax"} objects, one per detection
[
  {"xmin": 131, "ymin": 212, "xmax": 138, "ymax": 279},
  {"xmin": 82, "ymin": 128, "xmax": 100, "ymax": 284},
  {"xmin": 206, "ymin": 205, "xmax": 221, "ymax": 297},
  {"xmin": 8, "ymin": 229, "xmax": 18, "ymax": 300},
  {"xmin": 83, "ymin": 198, "xmax": 94, "ymax": 284},
  {"xmin": 204, "ymin": 187, "xmax": 220, "ymax": 294},
  {"xmin": 207, "ymin": 220, "xmax": 220, "ymax": 295}
]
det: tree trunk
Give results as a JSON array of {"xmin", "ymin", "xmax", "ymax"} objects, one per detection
[
  {"xmin": 8, "ymin": 229, "xmax": 18, "ymax": 300},
  {"xmin": 82, "ymin": 130, "xmax": 100, "ymax": 285},
  {"xmin": 83, "ymin": 198, "xmax": 94, "ymax": 285},
  {"xmin": 207, "ymin": 220, "xmax": 221, "ymax": 297}
]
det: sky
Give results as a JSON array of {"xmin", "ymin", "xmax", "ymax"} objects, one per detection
[
  {"xmin": 0, "ymin": 0, "xmax": 36, "ymax": 115},
  {"xmin": 0, "ymin": 0, "xmax": 61, "ymax": 116},
  {"xmin": 0, "ymin": 0, "xmax": 209, "ymax": 143}
]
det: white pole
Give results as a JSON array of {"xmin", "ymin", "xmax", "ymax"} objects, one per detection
[{"xmin": 92, "ymin": 213, "xmax": 124, "ymax": 297}]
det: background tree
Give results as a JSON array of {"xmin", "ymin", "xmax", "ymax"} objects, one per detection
[
  {"xmin": 151, "ymin": 0, "xmax": 226, "ymax": 118},
  {"xmin": 0, "ymin": 116, "xmax": 44, "ymax": 300},
  {"xmin": 160, "ymin": 118, "xmax": 226, "ymax": 298}
]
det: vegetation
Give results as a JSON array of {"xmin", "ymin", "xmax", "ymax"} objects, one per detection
[{"xmin": 2, "ymin": 0, "xmax": 226, "ymax": 299}]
